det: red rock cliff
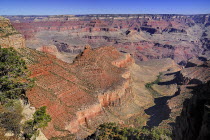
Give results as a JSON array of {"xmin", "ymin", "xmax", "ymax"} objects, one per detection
[{"xmin": 24, "ymin": 46, "xmax": 136, "ymax": 139}]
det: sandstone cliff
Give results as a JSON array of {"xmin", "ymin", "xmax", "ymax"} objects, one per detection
[{"xmin": 0, "ymin": 16, "xmax": 25, "ymax": 48}]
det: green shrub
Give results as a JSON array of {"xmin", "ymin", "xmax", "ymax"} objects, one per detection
[
  {"xmin": 145, "ymin": 83, "xmax": 152, "ymax": 88},
  {"xmin": 86, "ymin": 123, "xmax": 172, "ymax": 140},
  {"xmin": 0, "ymin": 47, "xmax": 32, "ymax": 103},
  {"xmin": 23, "ymin": 106, "xmax": 51, "ymax": 139},
  {"xmin": 145, "ymin": 72, "xmax": 163, "ymax": 89},
  {"xmin": 86, "ymin": 123, "xmax": 142, "ymax": 140},
  {"xmin": 33, "ymin": 106, "xmax": 51, "ymax": 128},
  {"xmin": 0, "ymin": 46, "xmax": 36, "ymax": 137},
  {"xmin": 0, "ymin": 112, "xmax": 22, "ymax": 135},
  {"xmin": 0, "ymin": 101, "xmax": 23, "ymax": 135},
  {"xmin": 141, "ymin": 127, "xmax": 172, "ymax": 140}
]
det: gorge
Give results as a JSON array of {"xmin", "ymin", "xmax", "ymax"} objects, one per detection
[{"xmin": 0, "ymin": 14, "xmax": 209, "ymax": 140}]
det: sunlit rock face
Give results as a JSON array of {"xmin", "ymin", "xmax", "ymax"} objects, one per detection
[
  {"xmin": 21, "ymin": 43, "xmax": 181, "ymax": 139},
  {"xmin": 5, "ymin": 14, "xmax": 210, "ymax": 64},
  {"xmin": 2, "ymin": 14, "xmax": 210, "ymax": 139},
  {"xmin": 23, "ymin": 46, "xmax": 135, "ymax": 139},
  {"xmin": 0, "ymin": 16, "xmax": 25, "ymax": 48}
]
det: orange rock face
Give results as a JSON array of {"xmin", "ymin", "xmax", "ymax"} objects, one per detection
[
  {"xmin": 24, "ymin": 46, "xmax": 134, "ymax": 139},
  {"xmin": 36, "ymin": 45, "xmax": 58, "ymax": 55}
]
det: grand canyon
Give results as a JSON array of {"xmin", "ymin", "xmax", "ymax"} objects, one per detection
[{"xmin": 0, "ymin": 13, "xmax": 210, "ymax": 140}]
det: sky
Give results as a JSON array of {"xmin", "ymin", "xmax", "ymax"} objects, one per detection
[{"xmin": 0, "ymin": 0, "xmax": 209, "ymax": 15}]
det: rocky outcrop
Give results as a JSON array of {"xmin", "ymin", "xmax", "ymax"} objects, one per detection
[
  {"xmin": 154, "ymin": 62, "xmax": 210, "ymax": 140},
  {"xmin": 19, "ymin": 45, "xmax": 182, "ymax": 139},
  {"xmin": 0, "ymin": 16, "xmax": 25, "ymax": 48},
  {"xmin": 112, "ymin": 53, "xmax": 134, "ymax": 68},
  {"xmin": 22, "ymin": 46, "xmax": 135, "ymax": 139},
  {"xmin": 36, "ymin": 45, "xmax": 58, "ymax": 55},
  {"xmin": 177, "ymin": 66, "xmax": 210, "ymax": 85},
  {"xmin": 163, "ymin": 28, "xmax": 187, "ymax": 34},
  {"xmin": 185, "ymin": 58, "xmax": 204, "ymax": 68},
  {"xmin": 174, "ymin": 81, "xmax": 210, "ymax": 140},
  {"xmin": 0, "ymin": 34, "xmax": 25, "ymax": 49}
]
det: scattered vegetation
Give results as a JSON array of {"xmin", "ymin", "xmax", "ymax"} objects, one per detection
[
  {"xmin": 86, "ymin": 123, "xmax": 172, "ymax": 140},
  {"xmin": 0, "ymin": 46, "xmax": 51, "ymax": 138},
  {"xmin": 0, "ymin": 47, "xmax": 30, "ymax": 103},
  {"xmin": 0, "ymin": 23, "xmax": 19, "ymax": 38},
  {"xmin": 0, "ymin": 27, "xmax": 4, "ymax": 33},
  {"xmin": 145, "ymin": 72, "xmax": 162, "ymax": 89},
  {"xmin": 126, "ymin": 116, "xmax": 148, "ymax": 129},
  {"xmin": 0, "ymin": 100, "xmax": 23, "ymax": 136},
  {"xmin": 85, "ymin": 73, "xmax": 171, "ymax": 140},
  {"xmin": 0, "ymin": 47, "xmax": 30, "ymax": 136},
  {"xmin": 1, "ymin": 32, "xmax": 20, "ymax": 38},
  {"xmin": 23, "ymin": 106, "xmax": 51, "ymax": 139},
  {"xmin": 145, "ymin": 72, "xmax": 163, "ymax": 97}
]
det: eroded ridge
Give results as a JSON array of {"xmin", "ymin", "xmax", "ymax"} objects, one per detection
[{"xmin": 24, "ymin": 46, "xmax": 135, "ymax": 139}]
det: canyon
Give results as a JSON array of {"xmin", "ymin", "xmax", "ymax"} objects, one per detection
[
  {"xmin": 5, "ymin": 14, "xmax": 210, "ymax": 64},
  {"xmin": 0, "ymin": 15, "xmax": 209, "ymax": 140},
  {"xmin": 21, "ymin": 45, "xmax": 182, "ymax": 139}
]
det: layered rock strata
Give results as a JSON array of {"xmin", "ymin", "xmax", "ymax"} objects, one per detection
[
  {"xmin": 0, "ymin": 16, "xmax": 25, "ymax": 48},
  {"xmin": 5, "ymin": 14, "xmax": 210, "ymax": 64},
  {"xmin": 21, "ymin": 45, "xmax": 180, "ymax": 139}
]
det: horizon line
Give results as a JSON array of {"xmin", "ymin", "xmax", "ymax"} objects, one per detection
[{"xmin": 2, "ymin": 13, "xmax": 210, "ymax": 16}]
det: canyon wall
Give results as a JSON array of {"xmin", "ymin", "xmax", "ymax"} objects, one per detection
[
  {"xmin": 1, "ymin": 15, "xmax": 209, "ymax": 139},
  {"xmin": 22, "ymin": 46, "xmax": 135, "ymax": 139},
  {"xmin": 173, "ymin": 63, "xmax": 210, "ymax": 140},
  {"xmin": 5, "ymin": 14, "xmax": 210, "ymax": 64},
  {"xmin": 156, "ymin": 59, "xmax": 210, "ymax": 140}
]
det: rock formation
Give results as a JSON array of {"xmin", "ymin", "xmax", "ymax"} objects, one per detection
[
  {"xmin": 0, "ymin": 15, "xmax": 209, "ymax": 140},
  {"xmin": 0, "ymin": 16, "xmax": 25, "ymax": 48},
  {"xmin": 5, "ymin": 14, "xmax": 210, "ymax": 64},
  {"xmin": 17, "ymin": 45, "xmax": 180, "ymax": 139},
  {"xmin": 172, "ymin": 62, "xmax": 210, "ymax": 140},
  {"xmin": 145, "ymin": 60, "xmax": 210, "ymax": 140}
]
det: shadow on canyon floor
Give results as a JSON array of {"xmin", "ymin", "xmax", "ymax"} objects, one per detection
[
  {"xmin": 158, "ymin": 71, "xmax": 179, "ymax": 85},
  {"xmin": 144, "ymin": 88, "xmax": 180, "ymax": 127}
]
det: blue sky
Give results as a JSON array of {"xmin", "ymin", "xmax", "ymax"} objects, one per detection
[{"xmin": 0, "ymin": 0, "xmax": 209, "ymax": 15}]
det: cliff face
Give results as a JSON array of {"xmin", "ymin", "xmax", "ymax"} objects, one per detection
[
  {"xmin": 161, "ymin": 60, "xmax": 210, "ymax": 140},
  {"xmin": 176, "ymin": 67, "xmax": 210, "ymax": 85},
  {"xmin": 1, "ymin": 15, "xmax": 209, "ymax": 139},
  {"xmin": 22, "ymin": 46, "xmax": 134, "ymax": 139},
  {"xmin": 5, "ymin": 14, "xmax": 210, "ymax": 64},
  {"xmin": 0, "ymin": 16, "xmax": 25, "ymax": 48},
  {"xmin": 174, "ymin": 81, "xmax": 210, "ymax": 140}
]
